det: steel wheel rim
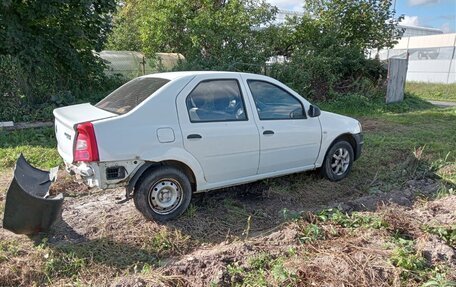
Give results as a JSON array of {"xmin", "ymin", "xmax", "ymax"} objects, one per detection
[
  {"xmin": 148, "ymin": 178, "xmax": 183, "ymax": 215},
  {"xmin": 330, "ymin": 147, "xmax": 350, "ymax": 176}
]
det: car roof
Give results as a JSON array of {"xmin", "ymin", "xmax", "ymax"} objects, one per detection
[{"xmin": 141, "ymin": 71, "xmax": 263, "ymax": 81}]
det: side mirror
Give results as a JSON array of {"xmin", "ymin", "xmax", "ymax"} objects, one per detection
[{"xmin": 308, "ymin": 105, "xmax": 321, "ymax": 117}]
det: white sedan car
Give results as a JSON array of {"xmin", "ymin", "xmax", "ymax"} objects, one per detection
[{"xmin": 53, "ymin": 71, "xmax": 363, "ymax": 221}]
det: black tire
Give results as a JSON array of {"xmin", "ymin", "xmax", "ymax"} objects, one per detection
[
  {"xmin": 134, "ymin": 166, "xmax": 192, "ymax": 222},
  {"xmin": 320, "ymin": 140, "xmax": 354, "ymax": 182}
]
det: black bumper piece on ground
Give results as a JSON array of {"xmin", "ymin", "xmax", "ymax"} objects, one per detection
[
  {"xmin": 353, "ymin": 133, "xmax": 364, "ymax": 161},
  {"xmin": 2, "ymin": 154, "xmax": 63, "ymax": 235}
]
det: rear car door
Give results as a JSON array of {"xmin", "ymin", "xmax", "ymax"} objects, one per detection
[
  {"xmin": 242, "ymin": 77, "xmax": 322, "ymax": 174},
  {"xmin": 176, "ymin": 74, "xmax": 260, "ymax": 184}
]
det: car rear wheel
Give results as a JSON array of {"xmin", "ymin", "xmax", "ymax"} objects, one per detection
[
  {"xmin": 134, "ymin": 166, "xmax": 192, "ymax": 222},
  {"xmin": 321, "ymin": 140, "xmax": 354, "ymax": 181}
]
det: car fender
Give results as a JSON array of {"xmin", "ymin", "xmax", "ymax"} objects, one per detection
[{"xmin": 315, "ymin": 111, "xmax": 361, "ymax": 167}]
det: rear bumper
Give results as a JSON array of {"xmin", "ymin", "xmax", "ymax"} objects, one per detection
[
  {"xmin": 353, "ymin": 133, "xmax": 363, "ymax": 161},
  {"xmin": 65, "ymin": 161, "xmax": 100, "ymax": 188},
  {"xmin": 64, "ymin": 160, "xmax": 144, "ymax": 189},
  {"xmin": 3, "ymin": 154, "xmax": 63, "ymax": 234}
]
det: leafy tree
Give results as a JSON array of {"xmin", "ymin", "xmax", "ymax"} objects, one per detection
[
  {"xmin": 304, "ymin": 0, "xmax": 404, "ymax": 50},
  {"xmin": 267, "ymin": 14, "xmax": 389, "ymax": 101},
  {"xmin": 0, "ymin": 0, "xmax": 117, "ymax": 104},
  {"xmin": 107, "ymin": 0, "xmax": 277, "ymax": 71}
]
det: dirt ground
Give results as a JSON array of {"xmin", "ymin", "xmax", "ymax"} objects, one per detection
[{"xmin": 1, "ymin": 166, "xmax": 454, "ymax": 286}]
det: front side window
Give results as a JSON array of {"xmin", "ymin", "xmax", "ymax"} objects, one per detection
[
  {"xmin": 186, "ymin": 79, "xmax": 247, "ymax": 122},
  {"xmin": 96, "ymin": 77, "xmax": 170, "ymax": 114},
  {"xmin": 247, "ymin": 80, "xmax": 305, "ymax": 120}
]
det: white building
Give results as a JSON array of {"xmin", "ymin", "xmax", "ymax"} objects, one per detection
[
  {"xmin": 372, "ymin": 33, "xmax": 456, "ymax": 84},
  {"xmin": 398, "ymin": 25, "xmax": 443, "ymax": 37}
]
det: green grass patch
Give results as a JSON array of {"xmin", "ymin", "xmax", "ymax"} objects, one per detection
[
  {"xmin": 318, "ymin": 92, "xmax": 434, "ymax": 117},
  {"xmin": 352, "ymin": 106, "xmax": 456, "ymax": 188},
  {"xmin": 225, "ymin": 253, "xmax": 297, "ymax": 287},
  {"xmin": 406, "ymin": 82, "xmax": 456, "ymax": 102},
  {"xmin": 0, "ymin": 127, "xmax": 61, "ymax": 170}
]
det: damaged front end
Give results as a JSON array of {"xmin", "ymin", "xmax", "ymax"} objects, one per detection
[{"xmin": 2, "ymin": 154, "xmax": 63, "ymax": 235}]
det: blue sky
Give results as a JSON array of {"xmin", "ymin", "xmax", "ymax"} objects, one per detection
[{"xmin": 267, "ymin": 0, "xmax": 456, "ymax": 33}]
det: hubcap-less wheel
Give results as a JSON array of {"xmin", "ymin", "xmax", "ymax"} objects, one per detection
[
  {"xmin": 148, "ymin": 179, "xmax": 182, "ymax": 215},
  {"xmin": 331, "ymin": 147, "xmax": 350, "ymax": 176}
]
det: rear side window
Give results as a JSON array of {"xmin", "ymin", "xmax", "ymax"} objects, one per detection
[
  {"xmin": 186, "ymin": 79, "xmax": 247, "ymax": 122},
  {"xmin": 96, "ymin": 77, "xmax": 170, "ymax": 114}
]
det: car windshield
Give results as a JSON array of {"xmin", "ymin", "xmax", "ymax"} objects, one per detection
[{"xmin": 96, "ymin": 77, "xmax": 170, "ymax": 114}]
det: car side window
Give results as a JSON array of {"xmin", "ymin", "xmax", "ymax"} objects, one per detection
[
  {"xmin": 186, "ymin": 79, "xmax": 247, "ymax": 122},
  {"xmin": 247, "ymin": 80, "xmax": 306, "ymax": 120}
]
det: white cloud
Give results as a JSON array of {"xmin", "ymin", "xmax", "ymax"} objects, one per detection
[
  {"xmin": 266, "ymin": 0, "xmax": 304, "ymax": 11},
  {"xmin": 400, "ymin": 15, "xmax": 420, "ymax": 26},
  {"xmin": 408, "ymin": 0, "xmax": 439, "ymax": 6},
  {"xmin": 440, "ymin": 23, "xmax": 452, "ymax": 33}
]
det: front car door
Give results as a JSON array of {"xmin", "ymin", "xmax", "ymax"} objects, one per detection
[
  {"xmin": 176, "ymin": 74, "xmax": 260, "ymax": 184},
  {"xmin": 241, "ymin": 75, "xmax": 322, "ymax": 174}
]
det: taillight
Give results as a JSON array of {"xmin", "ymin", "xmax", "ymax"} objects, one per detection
[{"xmin": 74, "ymin": 122, "xmax": 99, "ymax": 162}]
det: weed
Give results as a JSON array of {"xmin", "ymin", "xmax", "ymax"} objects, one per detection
[
  {"xmin": 390, "ymin": 237, "xmax": 427, "ymax": 280},
  {"xmin": 431, "ymin": 154, "xmax": 456, "ymax": 185},
  {"xmin": 423, "ymin": 225, "xmax": 456, "ymax": 247},
  {"xmin": 0, "ymin": 240, "xmax": 20, "ymax": 263},
  {"xmin": 315, "ymin": 209, "xmax": 388, "ymax": 229},
  {"xmin": 281, "ymin": 208, "xmax": 301, "ymax": 221},
  {"xmin": 242, "ymin": 215, "xmax": 252, "ymax": 239},
  {"xmin": 422, "ymin": 273, "xmax": 456, "ymax": 287},
  {"xmin": 299, "ymin": 223, "xmax": 325, "ymax": 243},
  {"xmin": 148, "ymin": 229, "xmax": 180, "ymax": 256},
  {"xmin": 435, "ymin": 187, "xmax": 455, "ymax": 199},
  {"xmin": 227, "ymin": 255, "xmax": 297, "ymax": 287},
  {"xmin": 44, "ymin": 251, "xmax": 86, "ymax": 280},
  {"xmin": 185, "ymin": 203, "xmax": 198, "ymax": 218}
]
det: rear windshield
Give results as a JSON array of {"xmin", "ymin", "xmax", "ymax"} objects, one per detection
[{"xmin": 96, "ymin": 77, "xmax": 170, "ymax": 114}]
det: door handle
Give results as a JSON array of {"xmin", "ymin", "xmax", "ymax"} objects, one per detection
[
  {"xmin": 263, "ymin": 130, "xmax": 274, "ymax": 135},
  {"xmin": 187, "ymin": 134, "xmax": 202, "ymax": 139}
]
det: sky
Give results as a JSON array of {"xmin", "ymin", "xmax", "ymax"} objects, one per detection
[{"xmin": 266, "ymin": 0, "xmax": 456, "ymax": 33}]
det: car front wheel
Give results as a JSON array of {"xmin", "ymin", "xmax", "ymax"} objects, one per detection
[
  {"xmin": 134, "ymin": 166, "xmax": 192, "ymax": 222},
  {"xmin": 321, "ymin": 140, "xmax": 354, "ymax": 181}
]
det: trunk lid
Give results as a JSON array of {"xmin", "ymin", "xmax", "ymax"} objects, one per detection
[{"xmin": 53, "ymin": 103, "xmax": 116, "ymax": 163}]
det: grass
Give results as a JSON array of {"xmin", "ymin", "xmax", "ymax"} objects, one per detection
[
  {"xmin": 318, "ymin": 92, "xmax": 435, "ymax": 116},
  {"xmin": 0, "ymin": 84, "xmax": 455, "ymax": 286},
  {"xmin": 0, "ymin": 127, "xmax": 61, "ymax": 171},
  {"xmin": 225, "ymin": 253, "xmax": 297, "ymax": 287},
  {"xmin": 405, "ymin": 82, "xmax": 456, "ymax": 102}
]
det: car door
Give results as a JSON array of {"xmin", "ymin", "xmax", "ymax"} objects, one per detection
[
  {"xmin": 242, "ymin": 77, "xmax": 322, "ymax": 174},
  {"xmin": 176, "ymin": 74, "xmax": 260, "ymax": 184}
]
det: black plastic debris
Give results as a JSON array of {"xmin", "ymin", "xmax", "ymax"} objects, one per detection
[{"xmin": 2, "ymin": 154, "xmax": 63, "ymax": 235}]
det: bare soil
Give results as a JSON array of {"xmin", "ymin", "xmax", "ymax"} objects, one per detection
[{"xmin": 0, "ymin": 167, "xmax": 454, "ymax": 286}]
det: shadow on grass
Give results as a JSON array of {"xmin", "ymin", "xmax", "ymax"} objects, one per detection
[
  {"xmin": 31, "ymin": 220, "xmax": 160, "ymax": 272},
  {"xmin": 26, "ymin": 162, "xmax": 454, "ymax": 274}
]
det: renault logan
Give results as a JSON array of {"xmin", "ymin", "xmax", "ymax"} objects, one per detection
[{"xmin": 53, "ymin": 71, "xmax": 363, "ymax": 221}]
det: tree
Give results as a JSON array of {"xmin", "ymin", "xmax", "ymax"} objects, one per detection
[
  {"xmin": 106, "ymin": 0, "xmax": 277, "ymax": 71},
  {"xmin": 0, "ymin": 0, "xmax": 117, "ymax": 103},
  {"xmin": 304, "ymin": 0, "xmax": 404, "ymax": 50}
]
